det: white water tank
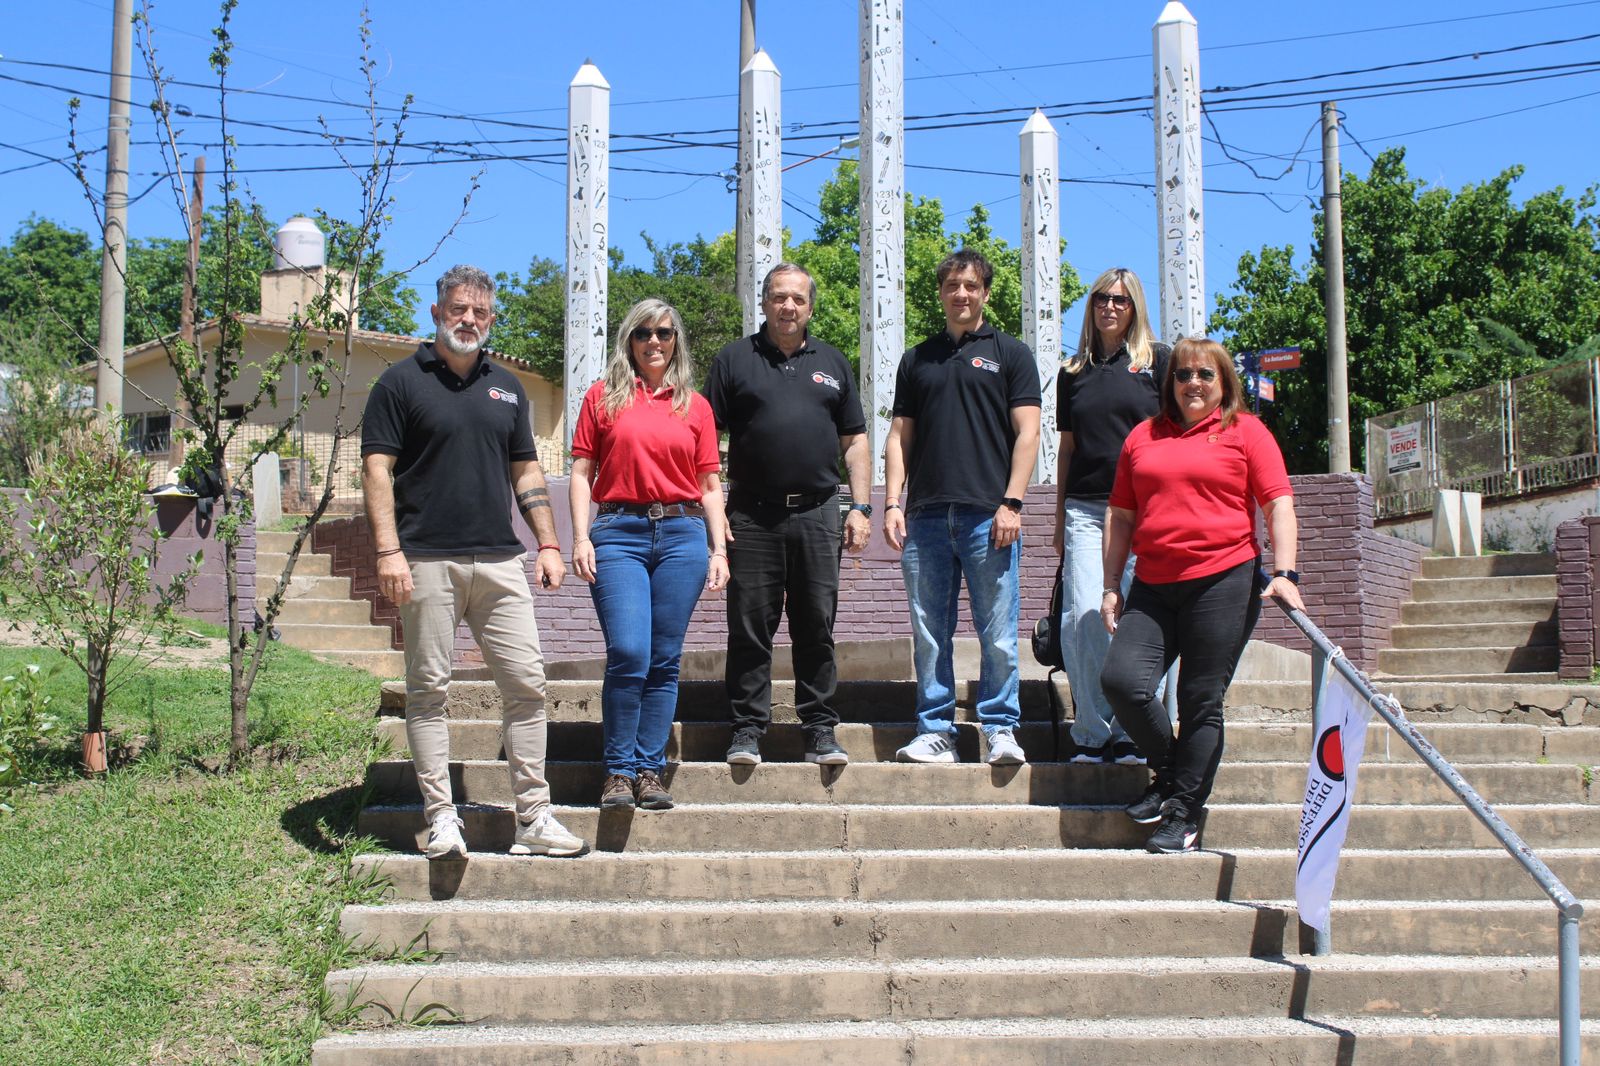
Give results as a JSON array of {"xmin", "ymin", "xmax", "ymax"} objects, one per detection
[{"xmin": 272, "ymin": 216, "xmax": 325, "ymax": 270}]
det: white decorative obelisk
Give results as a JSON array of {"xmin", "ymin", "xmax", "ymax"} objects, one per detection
[
  {"xmin": 859, "ymin": 0, "xmax": 905, "ymax": 484},
  {"xmin": 1020, "ymin": 109, "xmax": 1061, "ymax": 484},
  {"xmin": 564, "ymin": 60, "xmax": 610, "ymax": 447},
  {"xmin": 1153, "ymin": 2, "xmax": 1205, "ymax": 344},
  {"xmin": 739, "ymin": 49, "xmax": 783, "ymax": 336}
]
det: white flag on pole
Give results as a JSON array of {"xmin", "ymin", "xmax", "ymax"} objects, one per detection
[{"xmin": 1296, "ymin": 671, "xmax": 1375, "ymax": 933}]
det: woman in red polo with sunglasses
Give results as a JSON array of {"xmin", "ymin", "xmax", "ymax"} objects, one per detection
[
  {"xmin": 570, "ymin": 298, "xmax": 729, "ymax": 813},
  {"xmin": 1098, "ymin": 337, "xmax": 1305, "ymax": 854}
]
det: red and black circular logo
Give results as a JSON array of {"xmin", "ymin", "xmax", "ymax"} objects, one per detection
[{"xmin": 1315, "ymin": 726, "xmax": 1344, "ymax": 781}]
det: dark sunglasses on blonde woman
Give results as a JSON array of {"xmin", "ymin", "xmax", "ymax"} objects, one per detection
[
  {"xmin": 631, "ymin": 326, "xmax": 676, "ymax": 343},
  {"xmin": 1091, "ymin": 292, "xmax": 1132, "ymax": 309},
  {"xmin": 1174, "ymin": 367, "xmax": 1217, "ymax": 384}
]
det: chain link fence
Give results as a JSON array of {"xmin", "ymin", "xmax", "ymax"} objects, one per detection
[{"xmin": 1367, "ymin": 360, "xmax": 1599, "ymax": 518}]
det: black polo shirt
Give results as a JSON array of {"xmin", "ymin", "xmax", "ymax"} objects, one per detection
[
  {"xmin": 703, "ymin": 329, "xmax": 867, "ymax": 496},
  {"xmin": 361, "ymin": 344, "xmax": 537, "ymax": 556},
  {"xmin": 892, "ymin": 322, "xmax": 1041, "ymax": 512},
  {"xmin": 1057, "ymin": 341, "xmax": 1171, "ymax": 501}
]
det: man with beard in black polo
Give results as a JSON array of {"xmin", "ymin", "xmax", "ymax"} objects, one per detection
[{"xmin": 703, "ymin": 263, "xmax": 873, "ymax": 767}]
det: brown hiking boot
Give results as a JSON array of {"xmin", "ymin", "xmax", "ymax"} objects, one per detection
[
  {"xmin": 600, "ymin": 773, "xmax": 636, "ymax": 810},
  {"xmin": 635, "ymin": 769, "xmax": 674, "ymax": 810}
]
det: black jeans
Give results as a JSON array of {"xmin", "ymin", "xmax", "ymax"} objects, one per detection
[
  {"xmin": 1100, "ymin": 559, "xmax": 1262, "ymax": 815},
  {"xmin": 725, "ymin": 495, "xmax": 844, "ymax": 733}
]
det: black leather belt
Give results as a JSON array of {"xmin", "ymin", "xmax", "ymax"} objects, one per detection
[
  {"xmin": 596, "ymin": 501, "xmax": 705, "ymax": 519},
  {"xmin": 729, "ymin": 488, "xmax": 837, "ymax": 510}
]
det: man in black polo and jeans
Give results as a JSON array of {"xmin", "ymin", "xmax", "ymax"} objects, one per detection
[{"xmin": 704, "ymin": 263, "xmax": 873, "ymax": 767}]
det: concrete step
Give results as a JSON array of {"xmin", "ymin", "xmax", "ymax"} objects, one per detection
[
  {"xmin": 320, "ymin": 649, "xmax": 405, "ymax": 677},
  {"xmin": 375, "ymin": 719, "xmax": 1595, "ymax": 765},
  {"xmin": 387, "ymin": 677, "xmax": 1600, "ymax": 726},
  {"xmin": 1369, "ymin": 672, "xmax": 1566, "ymax": 686},
  {"xmin": 257, "ymin": 573, "xmax": 354, "ymax": 601},
  {"xmin": 341, "ymin": 898, "xmax": 1588, "ymax": 963},
  {"xmin": 324, "ymin": 954, "xmax": 1600, "ymax": 1027},
  {"xmin": 275, "ymin": 598, "xmax": 373, "ymax": 626},
  {"xmin": 259, "ymin": 549, "xmax": 332, "ymax": 576},
  {"xmin": 356, "ymin": 801, "xmax": 1600, "ymax": 854},
  {"xmin": 354, "ymin": 847, "xmax": 1600, "ymax": 905},
  {"xmin": 1377, "ymin": 646, "xmax": 1559, "ymax": 676},
  {"xmin": 1420, "ymin": 553, "xmax": 1556, "ymax": 579},
  {"xmin": 1405, "ymin": 575, "xmax": 1556, "ymax": 602},
  {"xmin": 312, "ymin": 1016, "xmax": 1599, "ymax": 1066},
  {"xmin": 1398, "ymin": 597, "xmax": 1556, "ymax": 626},
  {"xmin": 363, "ymin": 759, "xmax": 1590, "ymax": 810},
  {"xmin": 1388, "ymin": 620, "xmax": 1557, "ymax": 650},
  {"xmin": 256, "ymin": 529, "xmax": 311, "ymax": 553},
  {"xmin": 277, "ymin": 622, "xmax": 396, "ymax": 652}
]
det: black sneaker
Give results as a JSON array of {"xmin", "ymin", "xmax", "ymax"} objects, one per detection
[
  {"xmin": 1069, "ymin": 742, "xmax": 1109, "ymax": 764},
  {"xmin": 1111, "ymin": 741, "xmax": 1147, "ymax": 766},
  {"xmin": 1124, "ymin": 783, "xmax": 1166, "ymax": 825},
  {"xmin": 804, "ymin": 726, "xmax": 849, "ymax": 766},
  {"xmin": 1146, "ymin": 801, "xmax": 1201, "ymax": 854},
  {"xmin": 726, "ymin": 729, "xmax": 763, "ymax": 765}
]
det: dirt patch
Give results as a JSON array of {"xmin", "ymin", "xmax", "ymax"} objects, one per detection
[{"xmin": 0, "ymin": 621, "xmax": 232, "ymax": 670}]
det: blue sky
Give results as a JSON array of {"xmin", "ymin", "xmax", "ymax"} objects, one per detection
[{"xmin": 2, "ymin": 0, "xmax": 1597, "ymax": 340}]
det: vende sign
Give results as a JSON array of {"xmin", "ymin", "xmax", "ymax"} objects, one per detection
[{"xmin": 1386, "ymin": 422, "xmax": 1423, "ymax": 474}]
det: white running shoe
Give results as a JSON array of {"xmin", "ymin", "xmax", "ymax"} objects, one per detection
[
  {"xmin": 895, "ymin": 731, "xmax": 958, "ymax": 763},
  {"xmin": 985, "ymin": 729, "xmax": 1026, "ymax": 766},
  {"xmin": 424, "ymin": 810, "xmax": 467, "ymax": 860},
  {"xmin": 510, "ymin": 810, "xmax": 586, "ymax": 857}
]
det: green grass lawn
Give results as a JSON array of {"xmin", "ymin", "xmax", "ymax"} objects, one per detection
[{"xmin": 0, "ymin": 637, "xmax": 389, "ymax": 1065}]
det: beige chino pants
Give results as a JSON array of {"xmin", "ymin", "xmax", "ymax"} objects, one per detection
[{"xmin": 400, "ymin": 553, "xmax": 550, "ymax": 823}]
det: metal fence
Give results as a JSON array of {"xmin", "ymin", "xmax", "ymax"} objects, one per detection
[
  {"xmin": 1264, "ymin": 575, "xmax": 1584, "ymax": 1065},
  {"xmin": 1366, "ymin": 360, "xmax": 1599, "ymax": 519}
]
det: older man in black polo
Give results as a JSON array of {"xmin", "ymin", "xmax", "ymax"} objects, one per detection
[{"xmin": 703, "ymin": 263, "xmax": 872, "ymax": 767}]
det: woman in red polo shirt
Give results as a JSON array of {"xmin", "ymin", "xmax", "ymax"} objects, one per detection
[
  {"xmin": 570, "ymin": 298, "xmax": 729, "ymax": 813},
  {"xmin": 1099, "ymin": 337, "xmax": 1305, "ymax": 854}
]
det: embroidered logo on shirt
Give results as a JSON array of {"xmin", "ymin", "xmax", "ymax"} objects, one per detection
[
  {"xmin": 812, "ymin": 371, "xmax": 842, "ymax": 391},
  {"xmin": 487, "ymin": 387, "xmax": 519, "ymax": 406},
  {"xmin": 970, "ymin": 357, "xmax": 1001, "ymax": 374}
]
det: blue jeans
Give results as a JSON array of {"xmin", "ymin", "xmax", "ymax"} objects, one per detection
[
  {"xmin": 588, "ymin": 513, "xmax": 709, "ymax": 778},
  {"xmin": 901, "ymin": 504, "xmax": 1022, "ymax": 735},
  {"xmin": 1059, "ymin": 497, "xmax": 1141, "ymax": 749}
]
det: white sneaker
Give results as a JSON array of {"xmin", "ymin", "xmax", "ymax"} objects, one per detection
[
  {"xmin": 985, "ymin": 729, "xmax": 1026, "ymax": 766},
  {"xmin": 510, "ymin": 810, "xmax": 586, "ymax": 857},
  {"xmin": 896, "ymin": 731, "xmax": 958, "ymax": 763},
  {"xmin": 424, "ymin": 811, "xmax": 467, "ymax": 860}
]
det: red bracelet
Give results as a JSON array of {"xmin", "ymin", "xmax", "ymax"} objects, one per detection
[{"xmin": 537, "ymin": 544, "xmax": 561, "ymax": 552}]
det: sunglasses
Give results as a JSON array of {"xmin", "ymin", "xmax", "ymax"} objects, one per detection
[
  {"xmin": 1174, "ymin": 366, "xmax": 1218, "ymax": 383},
  {"xmin": 1091, "ymin": 292, "xmax": 1133, "ymax": 310},
  {"xmin": 631, "ymin": 326, "xmax": 677, "ymax": 343}
]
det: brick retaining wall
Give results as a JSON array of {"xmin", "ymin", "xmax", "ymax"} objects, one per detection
[
  {"xmin": 1, "ymin": 488, "xmax": 254, "ymax": 627},
  {"xmin": 314, "ymin": 473, "xmax": 1422, "ymax": 673}
]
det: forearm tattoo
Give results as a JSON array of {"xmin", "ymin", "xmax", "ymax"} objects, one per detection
[{"xmin": 516, "ymin": 487, "xmax": 551, "ymax": 512}]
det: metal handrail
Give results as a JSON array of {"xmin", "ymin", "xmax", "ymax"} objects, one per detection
[{"xmin": 1261, "ymin": 575, "xmax": 1584, "ymax": 1065}]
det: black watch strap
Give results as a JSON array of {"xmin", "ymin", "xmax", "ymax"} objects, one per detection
[
  {"xmin": 849, "ymin": 503, "xmax": 873, "ymax": 517},
  {"xmin": 1001, "ymin": 496, "xmax": 1024, "ymax": 512},
  {"xmin": 1273, "ymin": 568, "xmax": 1301, "ymax": 585}
]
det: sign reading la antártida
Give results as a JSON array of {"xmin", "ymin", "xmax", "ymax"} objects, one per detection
[{"xmin": 1296, "ymin": 671, "xmax": 1375, "ymax": 934}]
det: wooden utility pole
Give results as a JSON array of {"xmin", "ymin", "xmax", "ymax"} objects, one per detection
[
  {"xmin": 95, "ymin": 0, "xmax": 133, "ymax": 417},
  {"xmin": 1322, "ymin": 101, "xmax": 1352, "ymax": 473}
]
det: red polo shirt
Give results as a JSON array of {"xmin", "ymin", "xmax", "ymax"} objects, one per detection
[
  {"xmin": 1108, "ymin": 409, "xmax": 1292, "ymax": 584},
  {"xmin": 571, "ymin": 379, "xmax": 721, "ymax": 504}
]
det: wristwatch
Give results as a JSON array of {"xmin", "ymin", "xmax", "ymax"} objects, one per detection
[
  {"xmin": 849, "ymin": 503, "xmax": 873, "ymax": 517},
  {"xmin": 1273, "ymin": 569, "xmax": 1301, "ymax": 585},
  {"xmin": 1001, "ymin": 497, "xmax": 1024, "ymax": 513}
]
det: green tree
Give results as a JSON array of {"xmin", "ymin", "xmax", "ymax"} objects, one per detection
[
  {"xmin": 0, "ymin": 218, "xmax": 100, "ymax": 362},
  {"xmin": 0, "ymin": 321, "xmax": 94, "ymax": 485},
  {"xmin": 1211, "ymin": 147, "xmax": 1600, "ymax": 472}
]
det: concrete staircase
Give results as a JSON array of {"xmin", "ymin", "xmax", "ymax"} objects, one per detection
[
  {"xmin": 256, "ymin": 529, "xmax": 404, "ymax": 677},
  {"xmin": 1379, "ymin": 552, "xmax": 1560, "ymax": 683},
  {"xmin": 312, "ymin": 674, "xmax": 1600, "ymax": 1064}
]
